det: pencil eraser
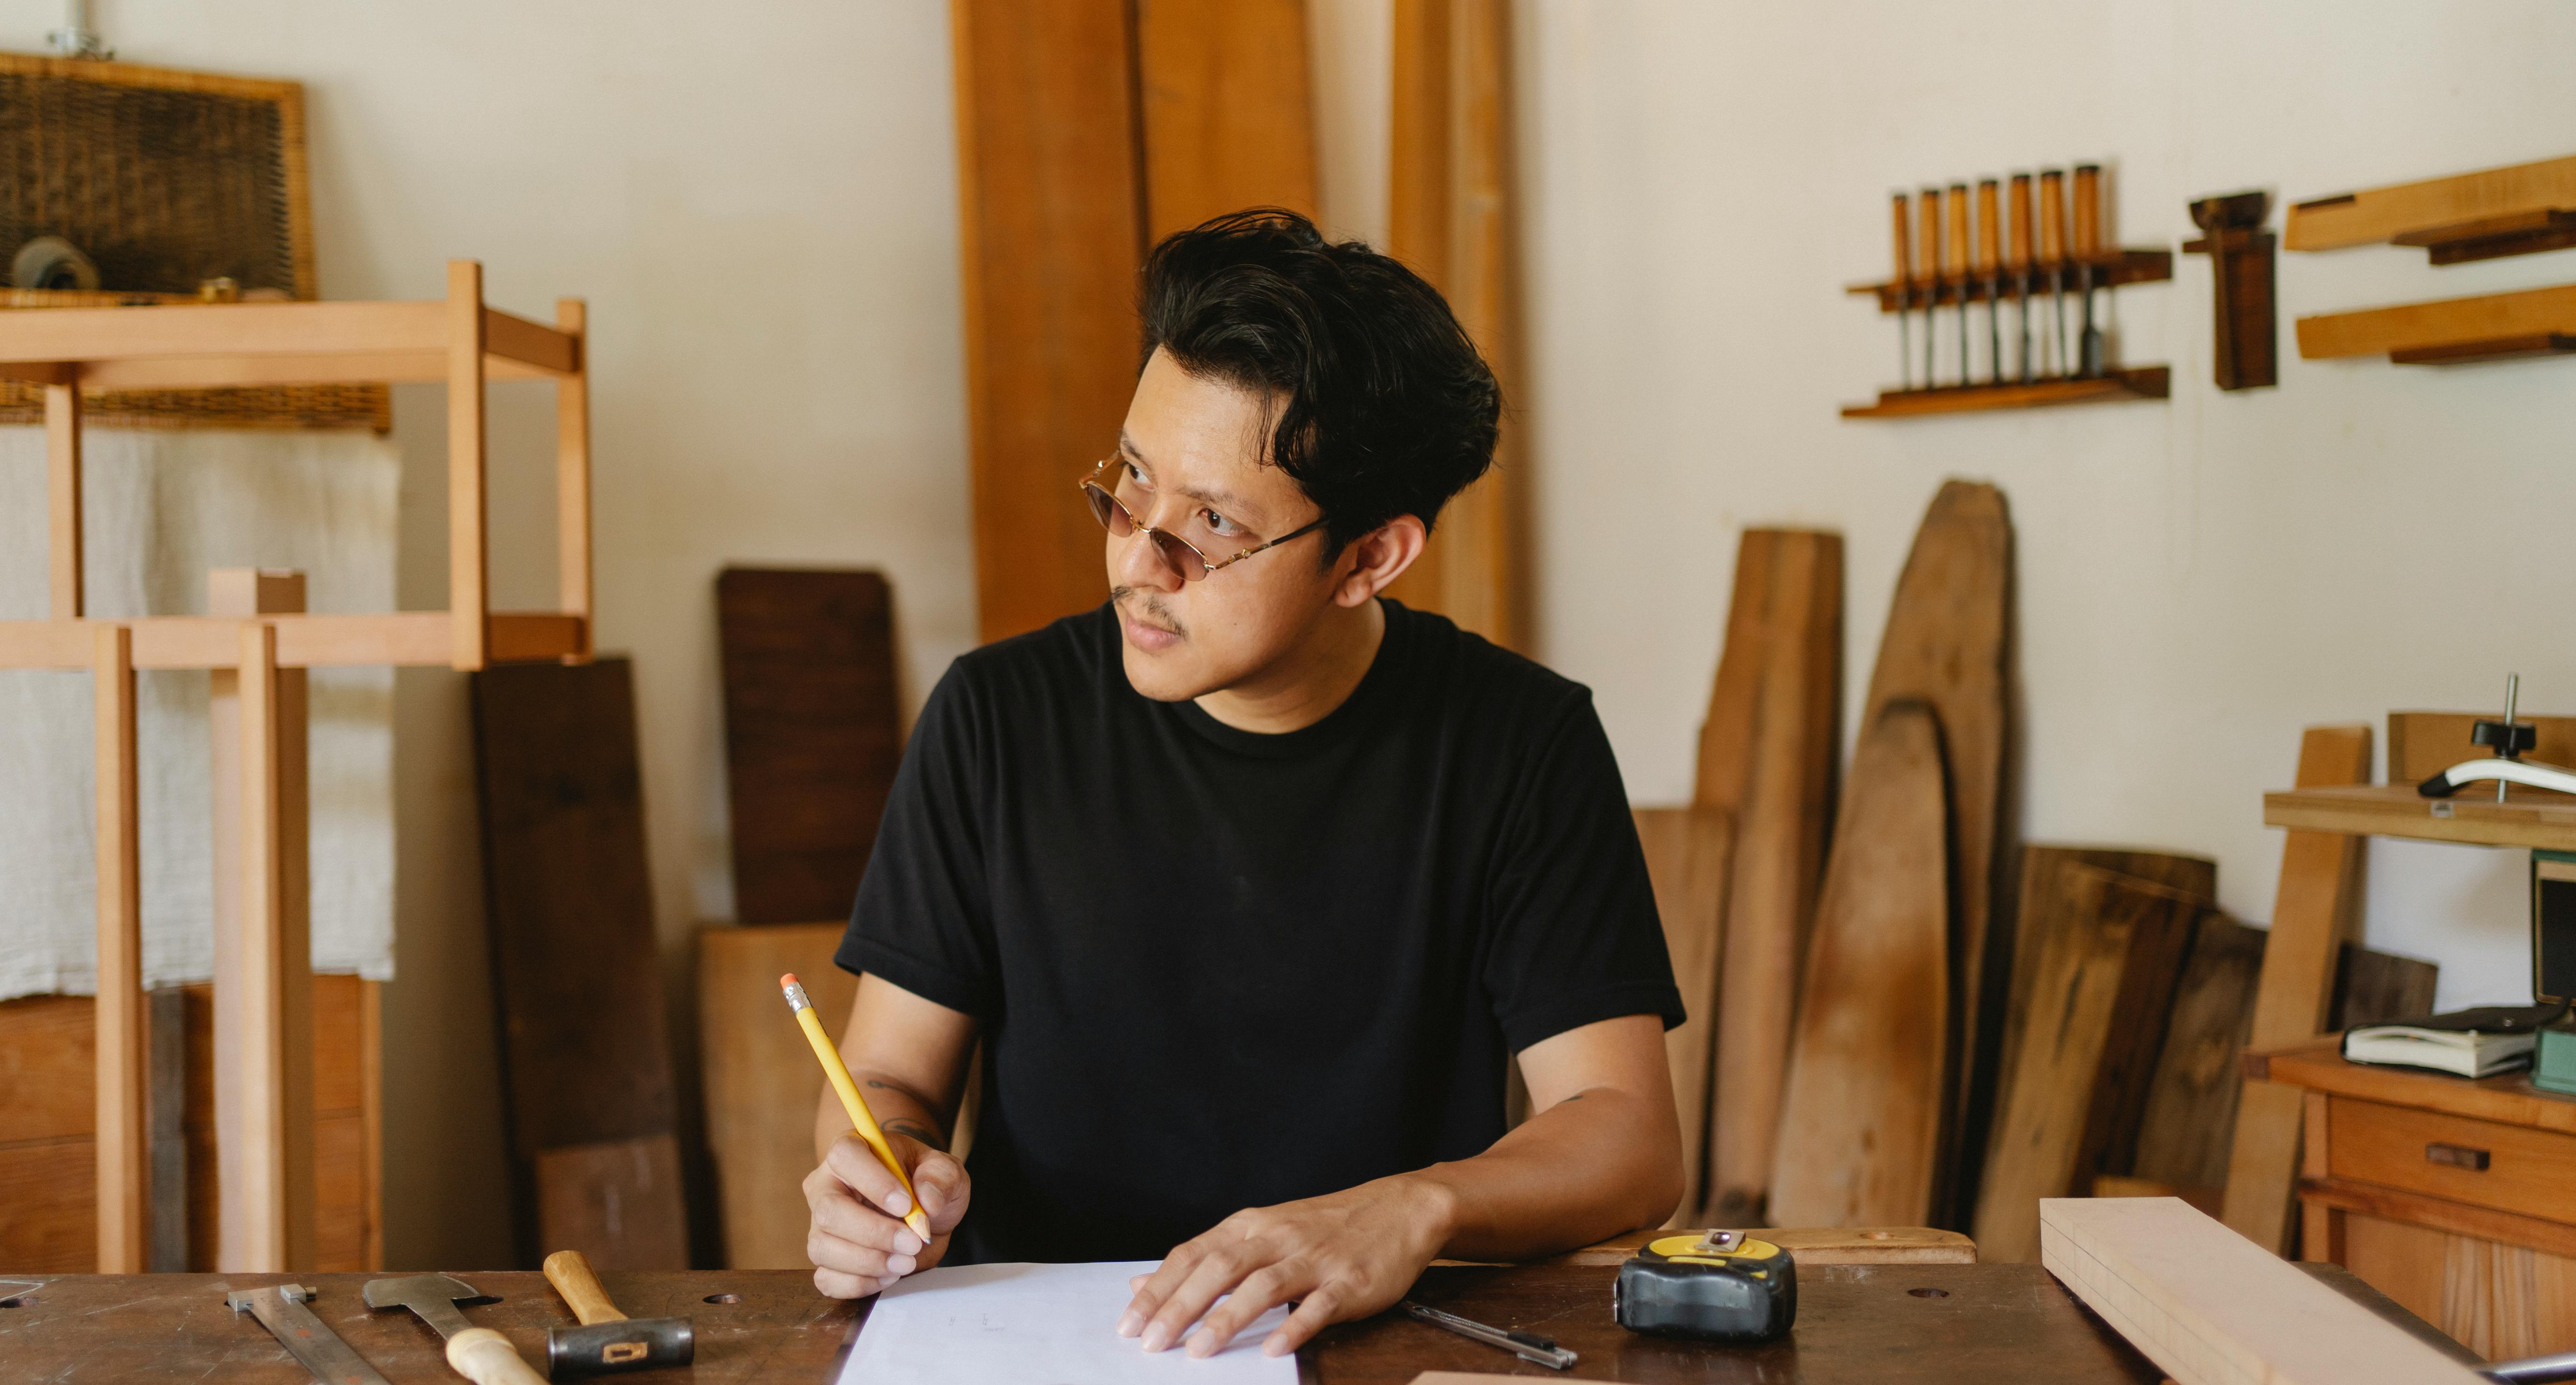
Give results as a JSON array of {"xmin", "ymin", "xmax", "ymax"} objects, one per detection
[{"xmin": 781, "ymin": 973, "xmax": 800, "ymax": 988}]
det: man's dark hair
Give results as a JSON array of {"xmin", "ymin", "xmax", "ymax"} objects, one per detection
[{"xmin": 1139, "ymin": 208, "xmax": 1500, "ymax": 554}]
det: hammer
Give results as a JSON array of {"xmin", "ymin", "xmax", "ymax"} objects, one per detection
[
  {"xmin": 543, "ymin": 1249, "xmax": 696, "ymax": 1375},
  {"xmin": 362, "ymin": 1273, "xmax": 544, "ymax": 1385}
]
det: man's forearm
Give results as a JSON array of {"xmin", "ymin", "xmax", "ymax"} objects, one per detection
[
  {"xmin": 812, "ymin": 1067, "xmax": 952, "ymax": 1163},
  {"xmin": 1402, "ymin": 1084, "xmax": 1681, "ymax": 1262}
]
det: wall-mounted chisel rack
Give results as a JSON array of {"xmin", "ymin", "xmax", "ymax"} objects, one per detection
[
  {"xmin": 2290, "ymin": 151, "xmax": 2576, "ymax": 366},
  {"xmin": 1843, "ymin": 163, "xmax": 2171, "ymax": 419}
]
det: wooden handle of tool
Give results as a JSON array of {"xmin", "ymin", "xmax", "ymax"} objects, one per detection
[
  {"xmin": 1917, "ymin": 188, "xmax": 1942, "ymax": 291},
  {"xmin": 1974, "ymin": 179, "xmax": 2000, "ymax": 274},
  {"xmin": 544, "ymin": 1249, "xmax": 627, "ymax": 1326},
  {"xmin": 1890, "ymin": 192, "xmax": 1912, "ymax": 286},
  {"xmin": 1943, "ymin": 183, "xmax": 1970, "ymax": 278},
  {"xmin": 2073, "ymin": 164, "xmax": 2101, "ymax": 258},
  {"xmin": 2039, "ymin": 170, "xmax": 2067, "ymax": 263},
  {"xmin": 2008, "ymin": 173, "xmax": 2033, "ymax": 269},
  {"xmin": 446, "ymin": 1328, "xmax": 548, "ymax": 1385}
]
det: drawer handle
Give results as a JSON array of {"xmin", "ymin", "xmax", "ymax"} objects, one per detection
[{"xmin": 2425, "ymin": 1142, "xmax": 2491, "ymax": 1171}]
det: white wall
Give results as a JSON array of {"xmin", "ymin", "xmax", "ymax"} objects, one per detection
[
  {"xmin": 1508, "ymin": 0, "xmax": 2576, "ymax": 1010},
  {"xmin": 4, "ymin": 0, "xmax": 973, "ymax": 1265}
]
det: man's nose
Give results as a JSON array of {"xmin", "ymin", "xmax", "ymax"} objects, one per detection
[{"xmin": 1112, "ymin": 522, "xmax": 1185, "ymax": 593}]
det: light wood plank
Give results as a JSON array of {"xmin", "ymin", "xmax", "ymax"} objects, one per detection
[
  {"xmin": 47, "ymin": 381, "xmax": 81, "ymax": 619},
  {"xmin": 2265, "ymin": 782, "xmax": 2576, "ymax": 852},
  {"xmin": 2296, "ymin": 283, "xmax": 2576, "ymax": 359},
  {"xmin": 2223, "ymin": 725, "xmax": 2371, "ymax": 1255},
  {"xmin": 699, "ymin": 923, "xmax": 857, "ymax": 1268},
  {"xmin": 0, "ymin": 300, "xmax": 444, "ymax": 363},
  {"xmin": 1769, "ymin": 702, "xmax": 1949, "ymax": 1229},
  {"xmin": 1697, "ymin": 530, "xmax": 1842, "ymax": 1226},
  {"xmin": 0, "ymin": 612, "xmax": 586, "ymax": 672},
  {"xmin": 2039, "ymin": 1196, "xmax": 2485, "ymax": 1385},
  {"xmin": 1629, "ymin": 807, "xmax": 1732, "ymax": 1225},
  {"xmin": 555, "ymin": 299, "xmax": 593, "ymax": 657},
  {"xmin": 1135, "ymin": 0, "xmax": 1317, "ymax": 240},
  {"xmin": 2287, "ymin": 153, "xmax": 2576, "ymax": 251},
  {"xmin": 448, "ymin": 261, "xmax": 490, "ymax": 671},
  {"xmin": 90, "ymin": 624, "xmax": 145, "ymax": 1272}
]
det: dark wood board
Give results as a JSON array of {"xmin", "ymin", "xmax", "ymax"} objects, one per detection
[
  {"xmin": 1769, "ymin": 702, "xmax": 1949, "ymax": 1228},
  {"xmin": 1631, "ymin": 807, "xmax": 1733, "ymax": 1225},
  {"xmin": 1696, "ymin": 528, "xmax": 1842, "ymax": 1225},
  {"xmin": 471, "ymin": 658, "xmax": 686, "ymax": 1268},
  {"xmin": 716, "ymin": 568, "xmax": 902, "ymax": 926},
  {"xmin": 1975, "ymin": 850, "xmax": 2210, "ymax": 1261},
  {"xmin": 0, "ymin": 1261, "xmax": 2466, "ymax": 1383},
  {"xmin": 1857, "ymin": 480, "xmax": 2010, "ymax": 1230}
]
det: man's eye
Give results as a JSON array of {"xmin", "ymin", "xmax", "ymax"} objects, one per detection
[
  {"xmin": 1123, "ymin": 460, "xmax": 1147, "ymax": 486},
  {"xmin": 1202, "ymin": 509, "xmax": 1242, "ymax": 537}
]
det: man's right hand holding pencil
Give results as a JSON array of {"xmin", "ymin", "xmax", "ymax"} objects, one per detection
[{"xmin": 803, "ymin": 1127, "xmax": 970, "ymax": 1299}]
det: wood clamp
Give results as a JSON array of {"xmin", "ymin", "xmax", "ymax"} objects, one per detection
[{"xmin": 2420, "ymin": 674, "xmax": 2576, "ymax": 800}]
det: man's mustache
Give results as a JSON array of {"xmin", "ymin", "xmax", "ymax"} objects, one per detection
[{"xmin": 1112, "ymin": 586, "xmax": 1185, "ymax": 637}]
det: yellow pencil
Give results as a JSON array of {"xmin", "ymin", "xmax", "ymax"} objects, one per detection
[{"xmin": 781, "ymin": 973, "xmax": 934, "ymax": 1242}]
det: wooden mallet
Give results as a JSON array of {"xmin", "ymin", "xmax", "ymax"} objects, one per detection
[{"xmin": 542, "ymin": 1251, "xmax": 696, "ymax": 1377}]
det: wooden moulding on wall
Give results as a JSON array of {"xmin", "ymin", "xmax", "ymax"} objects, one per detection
[
  {"xmin": 2297, "ymin": 282, "xmax": 2576, "ymax": 367},
  {"xmin": 2288, "ymin": 152, "xmax": 2576, "ymax": 264}
]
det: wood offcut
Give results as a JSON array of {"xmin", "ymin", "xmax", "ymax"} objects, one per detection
[{"xmin": 1631, "ymin": 806, "xmax": 1733, "ymax": 1227}]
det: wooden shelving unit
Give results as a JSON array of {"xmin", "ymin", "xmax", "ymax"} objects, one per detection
[
  {"xmin": 0, "ymin": 261, "xmax": 589, "ymax": 1275},
  {"xmin": 2263, "ymin": 783, "xmax": 2576, "ymax": 854},
  {"xmin": 2289, "ymin": 153, "xmax": 2576, "ymax": 264},
  {"xmin": 1845, "ymin": 249, "xmax": 2173, "ymax": 310},
  {"xmin": 1841, "ymin": 366, "xmax": 2168, "ymax": 418},
  {"xmin": 2297, "ymin": 283, "xmax": 2576, "ymax": 367}
]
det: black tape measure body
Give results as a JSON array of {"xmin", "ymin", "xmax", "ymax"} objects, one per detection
[{"xmin": 1612, "ymin": 1232, "xmax": 1796, "ymax": 1344}]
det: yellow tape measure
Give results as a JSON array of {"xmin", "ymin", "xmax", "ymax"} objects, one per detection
[{"xmin": 1612, "ymin": 1230, "xmax": 1797, "ymax": 1343}]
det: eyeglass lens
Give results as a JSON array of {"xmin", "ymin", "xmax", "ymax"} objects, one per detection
[{"xmin": 1083, "ymin": 480, "xmax": 1208, "ymax": 580}]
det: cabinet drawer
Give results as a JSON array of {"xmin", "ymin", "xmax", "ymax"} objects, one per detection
[{"xmin": 2328, "ymin": 1096, "xmax": 2576, "ymax": 1226}]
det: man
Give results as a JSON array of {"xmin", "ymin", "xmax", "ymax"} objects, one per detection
[{"xmin": 805, "ymin": 210, "xmax": 1683, "ymax": 1360}]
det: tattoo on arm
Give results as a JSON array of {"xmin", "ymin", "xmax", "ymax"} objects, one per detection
[{"xmin": 884, "ymin": 1118, "xmax": 949, "ymax": 1151}]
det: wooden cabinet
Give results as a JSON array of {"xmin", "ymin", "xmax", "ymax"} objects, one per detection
[{"xmin": 2255, "ymin": 1041, "xmax": 2576, "ymax": 1358}]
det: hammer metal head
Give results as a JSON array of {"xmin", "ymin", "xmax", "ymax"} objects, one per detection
[
  {"xmin": 548, "ymin": 1316, "xmax": 696, "ymax": 1376},
  {"xmin": 362, "ymin": 1273, "xmax": 484, "ymax": 1338}
]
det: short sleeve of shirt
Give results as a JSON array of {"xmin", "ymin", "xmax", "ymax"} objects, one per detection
[
  {"xmin": 835, "ymin": 661, "xmax": 1000, "ymax": 1019},
  {"xmin": 1481, "ymin": 692, "xmax": 1683, "ymax": 1054}
]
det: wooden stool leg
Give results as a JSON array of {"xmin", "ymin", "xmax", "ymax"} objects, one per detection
[
  {"xmin": 92, "ymin": 623, "xmax": 145, "ymax": 1271},
  {"xmin": 2221, "ymin": 724, "xmax": 2370, "ymax": 1255},
  {"xmin": 555, "ymin": 297, "xmax": 592, "ymax": 663},
  {"xmin": 47, "ymin": 380, "xmax": 82, "ymax": 619},
  {"xmin": 448, "ymin": 260, "xmax": 489, "ymax": 671}
]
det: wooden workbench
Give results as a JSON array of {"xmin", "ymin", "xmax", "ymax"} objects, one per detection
[{"xmin": 0, "ymin": 1260, "xmax": 2474, "ymax": 1382}]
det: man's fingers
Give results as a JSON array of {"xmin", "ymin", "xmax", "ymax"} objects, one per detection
[
  {"xmin": 805, "ymin": 1176, "xmax": 924, "ymax": 1256},
  {"xmin": 825, "ymin": 1134, "xmax": 917, "ymax": 1220},
  {"xmin": 1117, "ymin": 1242, "xmax": 1204, "ymax": 1338},
  {"xmin": 910, "ymin": 1150, "xmax": 971, "ymax": 1230},
  {"xmin": 1262, "ymin": 1283, "xmax": 1346, "ymax": 1358},
  {"xmin": 1138, "ymin": 1249, "xmax": 1255, "ymax": 1354},
  {"xmin": 806, "ymin": 1226, "xmax": 918, "ymax": 1282},
  {"xmin": 1186, "ymin": 1263, "xmax": 1307, "ymax": 1359}
]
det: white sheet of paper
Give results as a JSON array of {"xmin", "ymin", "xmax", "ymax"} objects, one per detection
[{"xmin": 840, "ymin": 1261, "xmax": 1297, "ymax": 1385}]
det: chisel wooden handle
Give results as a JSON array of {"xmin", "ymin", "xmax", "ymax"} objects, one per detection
[
  {"xmin": 2039, "ymin": 169, "xmax": 2067, "ymax": 266},
  {"xmin": 1891, "ymin": 191, "xmax": 1913, "ymax": 289},
  {"xmin": 446, "ymin": 1327, "xmax": 548, "ymax": 1385},
  {"xmin": 1944, "ymin": 182, "xmax": 1970, "ymax": 281},
  {"xmin": 2008, "ymin": 173, "xmax": 2033, "ymax": 270},
  {"xmin": 543, "ymin": 1249, "xmax": 627, "ymax": 1326},
  {"xmin": 2073, "ymin": 164, "xmax": 2102, "ymax": 259},
  {"xmin": 1918, "ymin": 187, "xmax": 1943, "ymax": 295},
  {"xmin": 1974, "ymin": 179, "xmax": 2000, "ymax": 275}
]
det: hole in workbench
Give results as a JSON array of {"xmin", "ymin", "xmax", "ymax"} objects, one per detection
[
  {"xmin": 0, "ymin": 1296, "xmax": 36, "ymax": 1308},
  {"xmin": 1907, "ymin": 1288, "xmax": 1949, "ymax": 1299},
  {"xmin": 1862, "ymin": 1231, "xmax": 1893, "ymax": 1240},
  {"xmin": 704, "ymin": 1293, "xmax": 741, "ymax": 1305}
]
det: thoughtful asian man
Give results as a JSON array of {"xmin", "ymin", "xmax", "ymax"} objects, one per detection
[{"xmin": 805, "ymin": 209, "xmax": 1684, "ymax": 1360}]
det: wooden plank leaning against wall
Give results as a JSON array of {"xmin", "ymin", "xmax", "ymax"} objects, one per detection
[{"xmin": 955, "ymin": 0, "xmax": 1320, "ymax": 644}]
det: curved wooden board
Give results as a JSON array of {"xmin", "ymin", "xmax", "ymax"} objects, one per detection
[
  {"xmin": 1631, "ymin": 806, "xmax": 1733, "ymax": 1225},
  {"xmin": 1861, "ymin": 480, "xmax": 2009, "ymax": 1220},
  {"xmin": 1696, "ymin": 529, "xmax": 1842, "ymax": 1224},
  {"xmin": 1768, "ymin": 701, "xmax": 1949, "ymax": 1228}
]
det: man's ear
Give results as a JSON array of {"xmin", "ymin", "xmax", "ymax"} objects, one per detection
[{"xmin": 1332, "ymin": 514, "xmax": 1428, "ymax": 607}]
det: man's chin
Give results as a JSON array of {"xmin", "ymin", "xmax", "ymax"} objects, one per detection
[{"xmin": 1120, "ymin": 642, "xmax": 1224, "ymax": 704}]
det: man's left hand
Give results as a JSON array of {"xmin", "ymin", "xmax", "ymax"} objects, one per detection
[{"xmin": 1116, "ymin": 1174, "xmax": 1458, "ymax": 1359}]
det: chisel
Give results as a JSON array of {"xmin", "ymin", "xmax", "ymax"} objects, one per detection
[
  {"xmin": 1890, "ymin": 191, "xmax": 1913, "ymax": 392},
  {"xmin": 1918, "ymin": 186, "xmax": 1942, "ymax": 387},
  {"xmin": 2073, "ymin": 163, "xmax": 2104, "ymax": 377},
  {"xmin": 1945, "ymin": 182, "xmax": 1970, "ymax": 388},
  {"xmin": 1975, "ymin": 178, "xmax": 2002, "ymax": 387},
  {"xmin": 2008, "ymin": 172, "xmax": 2035, "ymax": 383},
  {"xmin": 2039, "ymin": 169, "xmax": 2068, "ymax": 377}
]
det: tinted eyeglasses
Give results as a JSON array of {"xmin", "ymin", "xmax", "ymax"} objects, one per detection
[{"xmin": 1077, "ymin": 459, "xmax": 1328, "ymax": 581}]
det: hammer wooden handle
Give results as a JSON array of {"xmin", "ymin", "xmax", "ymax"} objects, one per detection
[
  {"xmin": 447, "ymin": 1327, "xmax": 548, "ymax": 1385},
  {"xmin": 545, "ymin": 1250, "xmax": 628, "ymax": 1326}
]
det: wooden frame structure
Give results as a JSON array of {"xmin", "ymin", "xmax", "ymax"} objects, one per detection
[{"xmin": 0, "ymin": 261, "xmax": 591, "ymax": 1271}]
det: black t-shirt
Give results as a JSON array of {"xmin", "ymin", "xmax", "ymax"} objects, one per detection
[{"xmin": 835, "ymin": 599, "xmax": 1680, "ymax": 1264}]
